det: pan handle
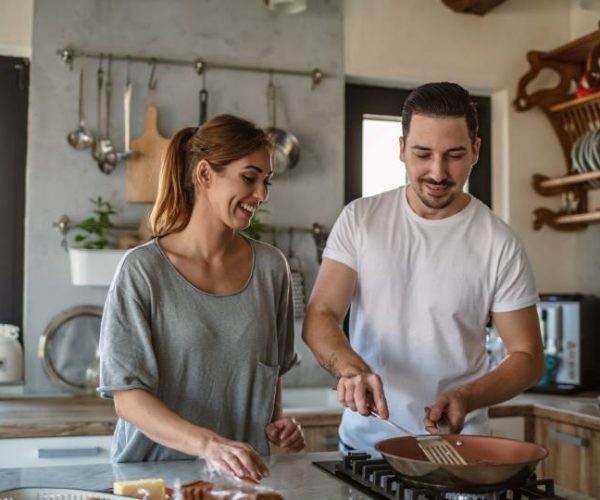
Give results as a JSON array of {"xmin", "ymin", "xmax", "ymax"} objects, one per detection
[{"xmin": 548, "ymin": 429, "xmax": 589, "ymax": 448}]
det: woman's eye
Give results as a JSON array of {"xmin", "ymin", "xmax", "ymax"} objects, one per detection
[
  {"xmin": 265, "ymin": 180, "xmax": 272, "ymax": 187},
  {"xmin": 242, "ymin": 175, "xmax": 255, "ymax": 184}
]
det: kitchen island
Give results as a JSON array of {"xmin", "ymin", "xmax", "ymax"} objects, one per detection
[{"xmin": 0, "ymin": 451, "xmax": 592, "ymax": 500}]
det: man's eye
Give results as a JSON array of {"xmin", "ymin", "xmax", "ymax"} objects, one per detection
[
  {"xmin": 415, "ymin": 154, "xmax": 430, "ymax": 159},
  {"xmin": 448, "ymin": 155, "xmax": 465, "ymax": 160}
]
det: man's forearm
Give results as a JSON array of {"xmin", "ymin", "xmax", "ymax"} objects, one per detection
[
  {"xmin": 454, "ymin": 351, "xmax": 543, "ymax": 413},
  {"xmin": 302, "ymin": 308, "xmax": 370, "ymax": 378}
]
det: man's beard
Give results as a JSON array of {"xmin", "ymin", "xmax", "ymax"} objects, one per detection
[{"xmin": 415, "ymin": 179, "xmax": 456, "ymax": 210}]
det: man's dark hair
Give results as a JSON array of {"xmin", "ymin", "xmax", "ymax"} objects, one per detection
[{"xmin": 401, "ymin": 82, "xmax": 479, "ymax": 143}]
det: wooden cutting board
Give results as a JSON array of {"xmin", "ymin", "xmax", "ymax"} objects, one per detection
[{"xmin": 126, "ymin": 104, "xmax": 171, "ymax": 202}]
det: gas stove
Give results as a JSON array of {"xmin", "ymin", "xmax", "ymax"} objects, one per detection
[{"xmin": 313, "ymin": 452, "xmax": 566, "ymax": 499}]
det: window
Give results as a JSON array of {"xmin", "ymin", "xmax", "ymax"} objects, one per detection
[
  {"xmin": 0, "ymin": 56, "xmax": 29, "ymax": 334},
  {"xmin": 345, "ymin": 83, "xmax": 491, "ymax": 206}
]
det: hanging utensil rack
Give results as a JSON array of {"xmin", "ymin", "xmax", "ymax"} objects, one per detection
[
  {"xmin": 57, "ymin": 47, "xmax": 325, "ymax": 88},
  {"xmin": 53, "ymin": 215, "xmax": 329, "ymax": 262}
]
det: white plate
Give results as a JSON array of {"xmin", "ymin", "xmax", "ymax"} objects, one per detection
[{"xmin": 571, "ymin": 135, "xmax": 585, "ymax": 173}]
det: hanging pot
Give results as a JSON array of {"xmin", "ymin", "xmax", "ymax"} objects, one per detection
[{"xmin": 265, "ymin": 75, "xmax": 300, "ymax": 175}]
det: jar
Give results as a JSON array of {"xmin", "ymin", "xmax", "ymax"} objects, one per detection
[{"xmin": 0, "ymin": 324, "xmax": 23, "ymax": 383}]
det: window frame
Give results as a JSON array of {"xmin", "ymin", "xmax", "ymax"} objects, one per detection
[{"xmin": 345, "ymin": 82, "xmax": 492, "ymax": 207}]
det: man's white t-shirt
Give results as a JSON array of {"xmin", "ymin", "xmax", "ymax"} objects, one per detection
[{"xmin": 323, "ymin": 186, "xmax": 538, "ymax": 452}]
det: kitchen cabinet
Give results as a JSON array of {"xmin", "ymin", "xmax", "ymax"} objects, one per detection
[
  {"xmin": 514, "ymin": 23, "xmax": 600, "ymax": 231},
  {"xmin": 272, "ymin": 412, "xmax": 341, "ymax": 454},
  {"xmin": 533, "ymin": 416, "xmax": 600, "ymax": 497},
  {"xmin": 0, "ymin": 434, "xmax": 113, "ymax": 468}
]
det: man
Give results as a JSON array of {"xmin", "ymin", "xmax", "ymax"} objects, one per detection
[{"xmin": 302, "ymin": 82, "xmax": 544, "ymax": 451}]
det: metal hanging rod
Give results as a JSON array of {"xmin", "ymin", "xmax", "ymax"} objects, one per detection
[
  {"xmin": 53, "ymin": 215, "xmax": 328, "ymax": 262},
  {"xmin": 57, "ymin": 47, "xmax": 325, "ymax": 87},
  {"xmin": 53, "ymin": 215, "xmax": 139, "ymax": 236}
]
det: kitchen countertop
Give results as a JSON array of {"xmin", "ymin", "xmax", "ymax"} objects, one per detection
[
  {"xmin": 0, "ymin": 451, "xmax": 592, "ymax": 500},
  {"xmin": 0, "ymin": 390, "xmax": 599, "ymax": 439}
]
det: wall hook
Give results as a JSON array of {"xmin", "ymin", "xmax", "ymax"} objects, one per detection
[{"xmin": 148, "ymin": 58, "xmax": 158, "ymax": 89}]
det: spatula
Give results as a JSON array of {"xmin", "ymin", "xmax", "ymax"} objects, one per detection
[{"xmin": 370, "ymin": 410, "xmax": 467, "ymax": 465}]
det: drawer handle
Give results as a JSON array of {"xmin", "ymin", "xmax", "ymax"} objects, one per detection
[
  {"xmin": 37, "ymin": 447, "xmax": 103, "ymax": 458},
  {"xmin": 320, "ymin": 437, "xmax": 339, "ymax": 446},
  {"xmin": 548, "ymin": 429, "xmax": 589, "ymax": 448}
]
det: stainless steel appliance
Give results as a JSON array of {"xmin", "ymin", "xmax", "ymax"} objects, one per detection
[
  {"xmin": 313, "ymin": 452, "xmax": 565, "ymax": 499},
  {"xmin": 532, "ymin": 294, "xmax": 600, "ymax": 394}
]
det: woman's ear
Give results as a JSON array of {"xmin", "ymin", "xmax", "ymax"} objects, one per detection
[{"xmin": 195, "ymin": 160, "xmax": 212, "ymax": 189}]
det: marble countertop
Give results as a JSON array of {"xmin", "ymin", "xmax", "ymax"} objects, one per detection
[{"xmin": 0, "ymin": 451, "xmax": 592, "ymax": 500}]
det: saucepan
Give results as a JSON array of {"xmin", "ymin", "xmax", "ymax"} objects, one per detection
[
  {"xmin": 265, "ymin": 74, "xmax": 300, "ymax": 175},
  {"xmin": 375, "ymin": 434, "xmax": 548, "ymax": 491}
]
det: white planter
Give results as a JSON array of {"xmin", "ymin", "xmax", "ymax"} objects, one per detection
[{"xmin": 68, "ymin": 247, "xmax": 127, "ymax": 286}]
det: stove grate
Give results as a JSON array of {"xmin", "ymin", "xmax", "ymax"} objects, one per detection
[{"xmin": 313, "ymin": 452, "xmax": 567, "ymax": 500}]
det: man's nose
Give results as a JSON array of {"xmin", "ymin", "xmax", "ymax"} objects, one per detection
[{"xmin": 429, "ymin": 156, "xmax": 448, "ymax": 182}]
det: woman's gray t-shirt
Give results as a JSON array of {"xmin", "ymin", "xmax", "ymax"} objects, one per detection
[{"xmin": 98, "ymin": 237, "xmax": 297, "ymax": 462}]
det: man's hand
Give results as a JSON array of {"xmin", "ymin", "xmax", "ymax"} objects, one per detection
[
  {"xmin": 424, "ymin": 389, "xmax": 468, "ymax": 434},
  {"xmin": 337, "ymin": 372, "xmax": 389, "ymax": 418},
  {"xmin": 266, "ymin": 417, "xmax": 305, "ymax": 453}
]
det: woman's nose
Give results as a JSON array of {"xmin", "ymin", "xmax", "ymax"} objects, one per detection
[{"xmin": 255, "ymin": 182, "xmax": 269, "ymax": 202}]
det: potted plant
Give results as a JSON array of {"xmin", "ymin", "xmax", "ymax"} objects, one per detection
[{"xmin": 68, "ymin": 196, "xmax": 129, "ymax": 286}]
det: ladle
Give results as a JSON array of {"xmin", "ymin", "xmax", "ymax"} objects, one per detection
[
  {"xmin": 94, "ymin": 55, "xmax": 119, "ymax": 174},
  {"xmin": 66, "ymin": 65, "xmax": 93, "ymax": 150}
]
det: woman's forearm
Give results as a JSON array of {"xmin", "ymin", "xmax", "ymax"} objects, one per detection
[{"xmin": 113, "ymin": 389, "xmax": 216, "ymax": 456}]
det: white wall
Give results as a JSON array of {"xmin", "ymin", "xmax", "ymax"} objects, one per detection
[
  {"xmin": 345, "ymin": 0, "xmax": 600, "ymax": 296},
  {"xmin": 0, "ymin": 0, "xmax": 33, "ymax": 57}
]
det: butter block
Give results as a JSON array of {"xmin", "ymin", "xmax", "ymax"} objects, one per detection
[{"xmin": 114, "ymin": 478, "xmax": 166, "ymax": 500}]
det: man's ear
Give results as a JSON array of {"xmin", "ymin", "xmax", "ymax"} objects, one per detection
[
  {"xmin": 471, "ymin": 137, "xmax": 481, "ymax": 166},
  {"xmin": 195, "ymin": 160, "xmax": 212, "ymax": 188},
  {"xmin": 399, "ymin": 136, "xmax": 406, "ymax": 162}
]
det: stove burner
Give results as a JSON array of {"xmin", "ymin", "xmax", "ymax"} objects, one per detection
[{"xmin": 313, "ymin": 452, "xmax": 566, "ymax": 499}]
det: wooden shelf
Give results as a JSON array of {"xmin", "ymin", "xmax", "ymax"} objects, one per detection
[
  {"xmin": 533, "ymin": 170, "xmax": 600, "ymax": 195},
  {"xmin": 555, "ymin": 211, "xmax": 600, "ymax": 224},
  {"xmin": 543, "ymin": 28, "xmax": 600, "ymax": 64},
  {"xmin": 440, "ymin": 0, "xmax": 507, "ymax": 15},
  {"xmin": 515, "ymin": 23, "xmax": 600, "ymax": 231},
  {"xmin": 548, "ymin": 90, "xmax": 600, "ymax": 113}
]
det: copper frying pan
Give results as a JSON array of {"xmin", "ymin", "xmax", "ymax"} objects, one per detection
[{"xmin": 375, "ymin": 435, "xmax": 548, "ymax": 491}]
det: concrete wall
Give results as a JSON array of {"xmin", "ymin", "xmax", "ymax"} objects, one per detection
[
  {"xmin": 345, "ymin": 0, "xmax": 600, "ymax": 296},
  {"xmin": 24, "ymin": 0, "xmax": 343, "ymax": 393},
  {"xmin": 0, "ymin": 0, "xmax": 33, "ymax": 57}
]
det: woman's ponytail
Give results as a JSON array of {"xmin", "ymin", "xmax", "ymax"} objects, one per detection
[{"xmin": 150, "ymin": 127, "xmax": 196, "ymax": 237}]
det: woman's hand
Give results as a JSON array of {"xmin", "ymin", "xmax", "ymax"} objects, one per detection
[
  {"xmin": 337, "ymin": 372, "xmax": 389, "ymax": 418},
  {"xmin": 202, "ymin": 434, "xmax": 269, "ymax": 481},
  {"xmin": 265, "ymin": 417, "xmax": 305, "ymax": 453}
]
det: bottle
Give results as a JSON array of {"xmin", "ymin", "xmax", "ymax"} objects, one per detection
[{"xmin": 0, "ymin": 324, "xmax": 24, "ymax": 383}]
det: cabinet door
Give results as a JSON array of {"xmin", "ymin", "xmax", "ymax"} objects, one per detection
[
  {"xmin": 535, "ymin": 418, "xmax": 600, "ymax": 497},
  {"xmin": 303, "ymin": 425, "xmax": 339, "ymax": 452},
  {"xmin": 270, "ymin": 425, "xmax": 339, "ymax": 455},
  {"xmin": 0, "ymin": 435, "xmax": 113, "ymax": 468}
]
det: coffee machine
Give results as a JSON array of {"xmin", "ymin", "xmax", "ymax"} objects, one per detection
[{"xmin": 530, "ymin": 294, "xmax": 600, "ymax": 394}]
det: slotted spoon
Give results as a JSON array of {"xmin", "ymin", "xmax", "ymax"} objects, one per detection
[{"xmin": 370, "ymin": 410, "xmax": 467, "ymax": 465}]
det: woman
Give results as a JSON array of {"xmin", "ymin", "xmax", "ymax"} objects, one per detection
[{"xmin": 98, "ymin": 114, "xmax": 304, "ymax": 480}]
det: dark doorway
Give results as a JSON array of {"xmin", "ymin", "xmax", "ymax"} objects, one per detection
[
  {"xmin": 345, "ymin": 83, "xmax": 492, "ymax": 207},
  {"xmin": 0, "ymin": 55, "xmax": 29, "ymax": 334}
]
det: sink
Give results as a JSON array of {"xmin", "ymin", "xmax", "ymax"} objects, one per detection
[{"xmin": 281, "ymin": 387, "xmax": 343, "ymax": 413}]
